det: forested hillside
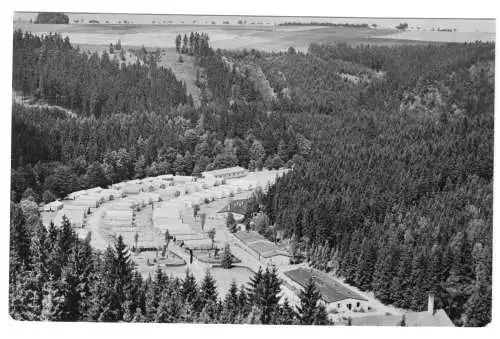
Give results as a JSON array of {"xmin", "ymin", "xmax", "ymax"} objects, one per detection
[
  {"xmin": 11, "ymin": 31, "xmax": 310, "ymax": 203},
  {"xmin": 10, "ymin": 29, "xmax": 493, "ymax": 326},
  {"xmin": 256, "ymin": 42, "xmax": 494, "ymax": 326},
  {"xmin": 13, "ymin": 30, "xmax": 190, "ymax": 116}
]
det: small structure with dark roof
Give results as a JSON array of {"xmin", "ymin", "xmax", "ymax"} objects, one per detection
[
  {"xmin": 350, "ymin": 294, "xmax": 454, "ymax": 327},
  {"xmin": 233, "ymin": 230, "xmax": 291, "ymax": 265},
  {"xmin": 284, "ymin": 267, "xmax": 368, "ymax": 313}
]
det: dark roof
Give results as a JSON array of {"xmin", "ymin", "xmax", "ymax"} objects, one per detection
[
  {"xmin": 235, "ymin": 231, "xmax": 290, "ymax": 257},
  {"xmin": 218, "ymin": 198, "xmax": 251, "ymax": 214},
  {"xmin": 248, "ymin": 241, "xmax": 291, "ymax": 258},
  {"xmin": 284, "ymin": 268, "xmax": 367, "ymax": 303},
  {"xmin": 350, "ymin": 309, "xmax": 455, "ymax": 327},
  {"xmin": 234, "ymin": 230, "xmax": 267, "ymax": 244},
  {"xmin": 248, "ymin": 240, "xmax": 279, "ymax": 253}
]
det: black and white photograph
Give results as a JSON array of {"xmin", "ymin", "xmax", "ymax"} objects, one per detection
[{"xmin": 5, "ymin": 1, "xmax": 496, "ymax": 333}]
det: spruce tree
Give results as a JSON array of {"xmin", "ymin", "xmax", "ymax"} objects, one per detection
[
  {"xmin": 10, "ymin": 202, "xmax": 30, "ymax": 270},
  {"xmin": 296, "ymin": 277, "xmax": 324, "ymax": 325},
  {"xmin": 238, "ymin": 284, "xmax": 250, "ymax": 317},
  {"xmin": 200, "ymin": 270, "xmax": 218, "ymax": 308},
  {"xmin": 221, "ymin": 243, "xmax": 234, "ymax": 269},
  {"xmin": 247, "ymin": 266, "xmax": 281, "ymax": 324},
  {"xmin": 131, "ymin": 307, "xmax": 145, "ymax": 322},
  {"xmin": 276, "ymin": 298, "xmax": 296, "ymax": 325},
  {"xmin": 182, "ymin": 269, "xmax": 199, "ymax": 306},
  {"xmin": 221, "ymin": 280, "xmax": 239, "ymax": 323}
]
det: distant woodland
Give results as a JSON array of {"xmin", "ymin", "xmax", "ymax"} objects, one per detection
[
  {"xmin": 279, "ymin": 22, "xmax": 370, "ymax": 28},
  {"xmin": 11, "ymin": 29, "xmax": 493, "ymax": 326},
  {"xmin": 34, "ymin": 12, "xmax": 70, "ymax": 24}
]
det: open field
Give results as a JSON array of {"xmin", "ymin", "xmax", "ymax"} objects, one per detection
[
  {"xmin": 374, "ymin": 30, "xmax": 495, "ymax": 43},
  {"xmin": 13, "ymin": 23, "xmax": 456, "ymax": 52},
  {"xmin": 157, "ymin": 49, "xmax": 201, "ymax": 107}
]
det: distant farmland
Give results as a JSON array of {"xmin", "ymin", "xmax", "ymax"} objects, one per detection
[{"xmin": 13, "ymin": 23, "xmax": 438, "ymax": 52}]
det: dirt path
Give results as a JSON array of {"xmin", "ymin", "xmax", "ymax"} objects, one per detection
[{"xmin": 85, "ymin": 207, "xmax": 108, "ymax": 251}]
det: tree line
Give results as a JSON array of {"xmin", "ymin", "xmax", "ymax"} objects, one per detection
[{"xmin": 10, "ymin": 201, "xmax": 328, "ymax": 324}]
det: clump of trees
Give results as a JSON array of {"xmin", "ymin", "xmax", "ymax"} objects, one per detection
[
  {"xmin": 396, "ymin": 22, "xmax": 409, "ymax": 30},
  {"xmin": 34, "ymin": 12, "xmax": 69, "ymax": 24}
]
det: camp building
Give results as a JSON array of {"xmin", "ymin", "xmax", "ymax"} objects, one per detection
[
  {"xmin": 233, "ymin": 230, "xmax": 291, "ymax": 265},
  {"xmin": 202, "ymin": 166, "xmax": 248, "ymax": 180},
  {"xmin": 284, "ymin": 268, "xmax": 368, "ymax": 313},
  {"xmin": 350, "ymin": 294, "xmax": 454, "ymax": 326}
]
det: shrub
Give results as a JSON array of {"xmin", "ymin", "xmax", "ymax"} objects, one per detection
[{"xmin": 221, "ymin": 243, "xmax": 234, "ymax": 269}]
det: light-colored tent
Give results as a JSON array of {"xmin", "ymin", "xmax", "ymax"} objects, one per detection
[
  {"xmin": 63, "ymin": 204, "xmax": 89, "ymax": 213},
  {"xmin": 124, "ymin": 196, "xmax": 146, "ymax": 209},
  {"xmin": 73, "ymin": 196, "xmax": 101, "ymax": 208},
  {"xmin": 140, "ymin": 182, "xmax": 155, "ymax": 192},
  {"xmin": 68, "ymin": 200, "xmax": 94, "ymax": 210},
  {"xmin": 185, "ymin": 182, "xmax": 203, "ymax": 192},
  {"xmin": 100, "ymin": 189, "xmax": 124, "ymax": 200},
  {"xmin": 107, "ymin": 202, "xmax": 135, "ymax": 210},
  {"xmin": 158, "ymin": 186, "xmax": 181, "ymax": 198},
  {"xmin": 156, "ymin": 174, "xmax": 174, "ymax": 181},
  {"xmin": 149, "ymin": 180, "xmax": 167, "ymax": 189},
  {"xmin": 176, "ymin": 233, "xmax": 205, "ymax": 241},
  {"xmin": 184, "ymin": 238, "xmax": 215, "ymax": 249},
  {"xmin": 153, "ymin": 216, "xmax": 182, "ymax": 226},
  {"xmin": 43, "ymin": 200, "xmax": 63, "ymax": 212},
  {"xmin": 87, "ymin": 193, "xmax": 106, "ymax": 204},
  {"xmin": 105, "ymin": 209, "xmax": 133, "ymax": 220},
  {"xmin": 53, "ymin": 209, "xmax": 86, "ymax": 228},
  {"xmin": 138, "ymin": 192, "xmax": 161, "ymax": 204},
  {"xmin": 104, "ymin": 210, "xmax": 133, "ymax": 226},
  {"xmin": 111, "ymin": 183, "xmax": 124, "ymax": 190},
  {"xmin": 173, "ymin": 175, "xmax": 195, "ymax": 183},
  {"xmin": 154, "ymin": 221, "xmax": 192, "ymax": 235},
  {"xmin": 212, "ymin": 188, "xmax": 228, "ymax": 198},
  {"xmin": 153, "ymin": 208, "xmax": 181, "ymax": 219},
  {"xmin": 87, "ymin": 187, "xmax": 103, "ymax": 194},
  {"xmin": 225, "ymin": 184, "xmax": 243, "ymax": 194},
  {"xmin": 158, "ymin": 199, "xmax": 188, "ymax": 210},
  {"xmin": 67, "ymin": 190, "xmax": 88, "ymax": 200},
  {"xmin": 123, "ymin": 184, "xmax": 141, "ymax": 195}
]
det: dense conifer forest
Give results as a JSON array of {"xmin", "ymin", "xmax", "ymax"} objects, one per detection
[{"xmin": 10, "ymin": 29, "xmax": 493, "ymax": 326}]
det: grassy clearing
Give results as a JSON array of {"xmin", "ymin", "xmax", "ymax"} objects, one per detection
[{"xmin": 158, "ymin": 48, "xmax": 201, "ymax": 107}]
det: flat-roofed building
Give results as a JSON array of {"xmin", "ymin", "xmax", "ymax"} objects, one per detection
[
  {"xmin": 284, "ymin": 268, "xmax": 368, "ymax": 313},
  {"xmin": 53, "ymin": 209, "xmax": 86, "ymax": 228},
  {"xmin": 202, "ymin": 166, "xmax": 248, "ymax": 180},
  {"xmin": 233, "ymin": 230, "xmax": 291, "ymax": 265},
  {"xmin": 351, "ymin": 294, "xmax": 454, "ymax": 327}
]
